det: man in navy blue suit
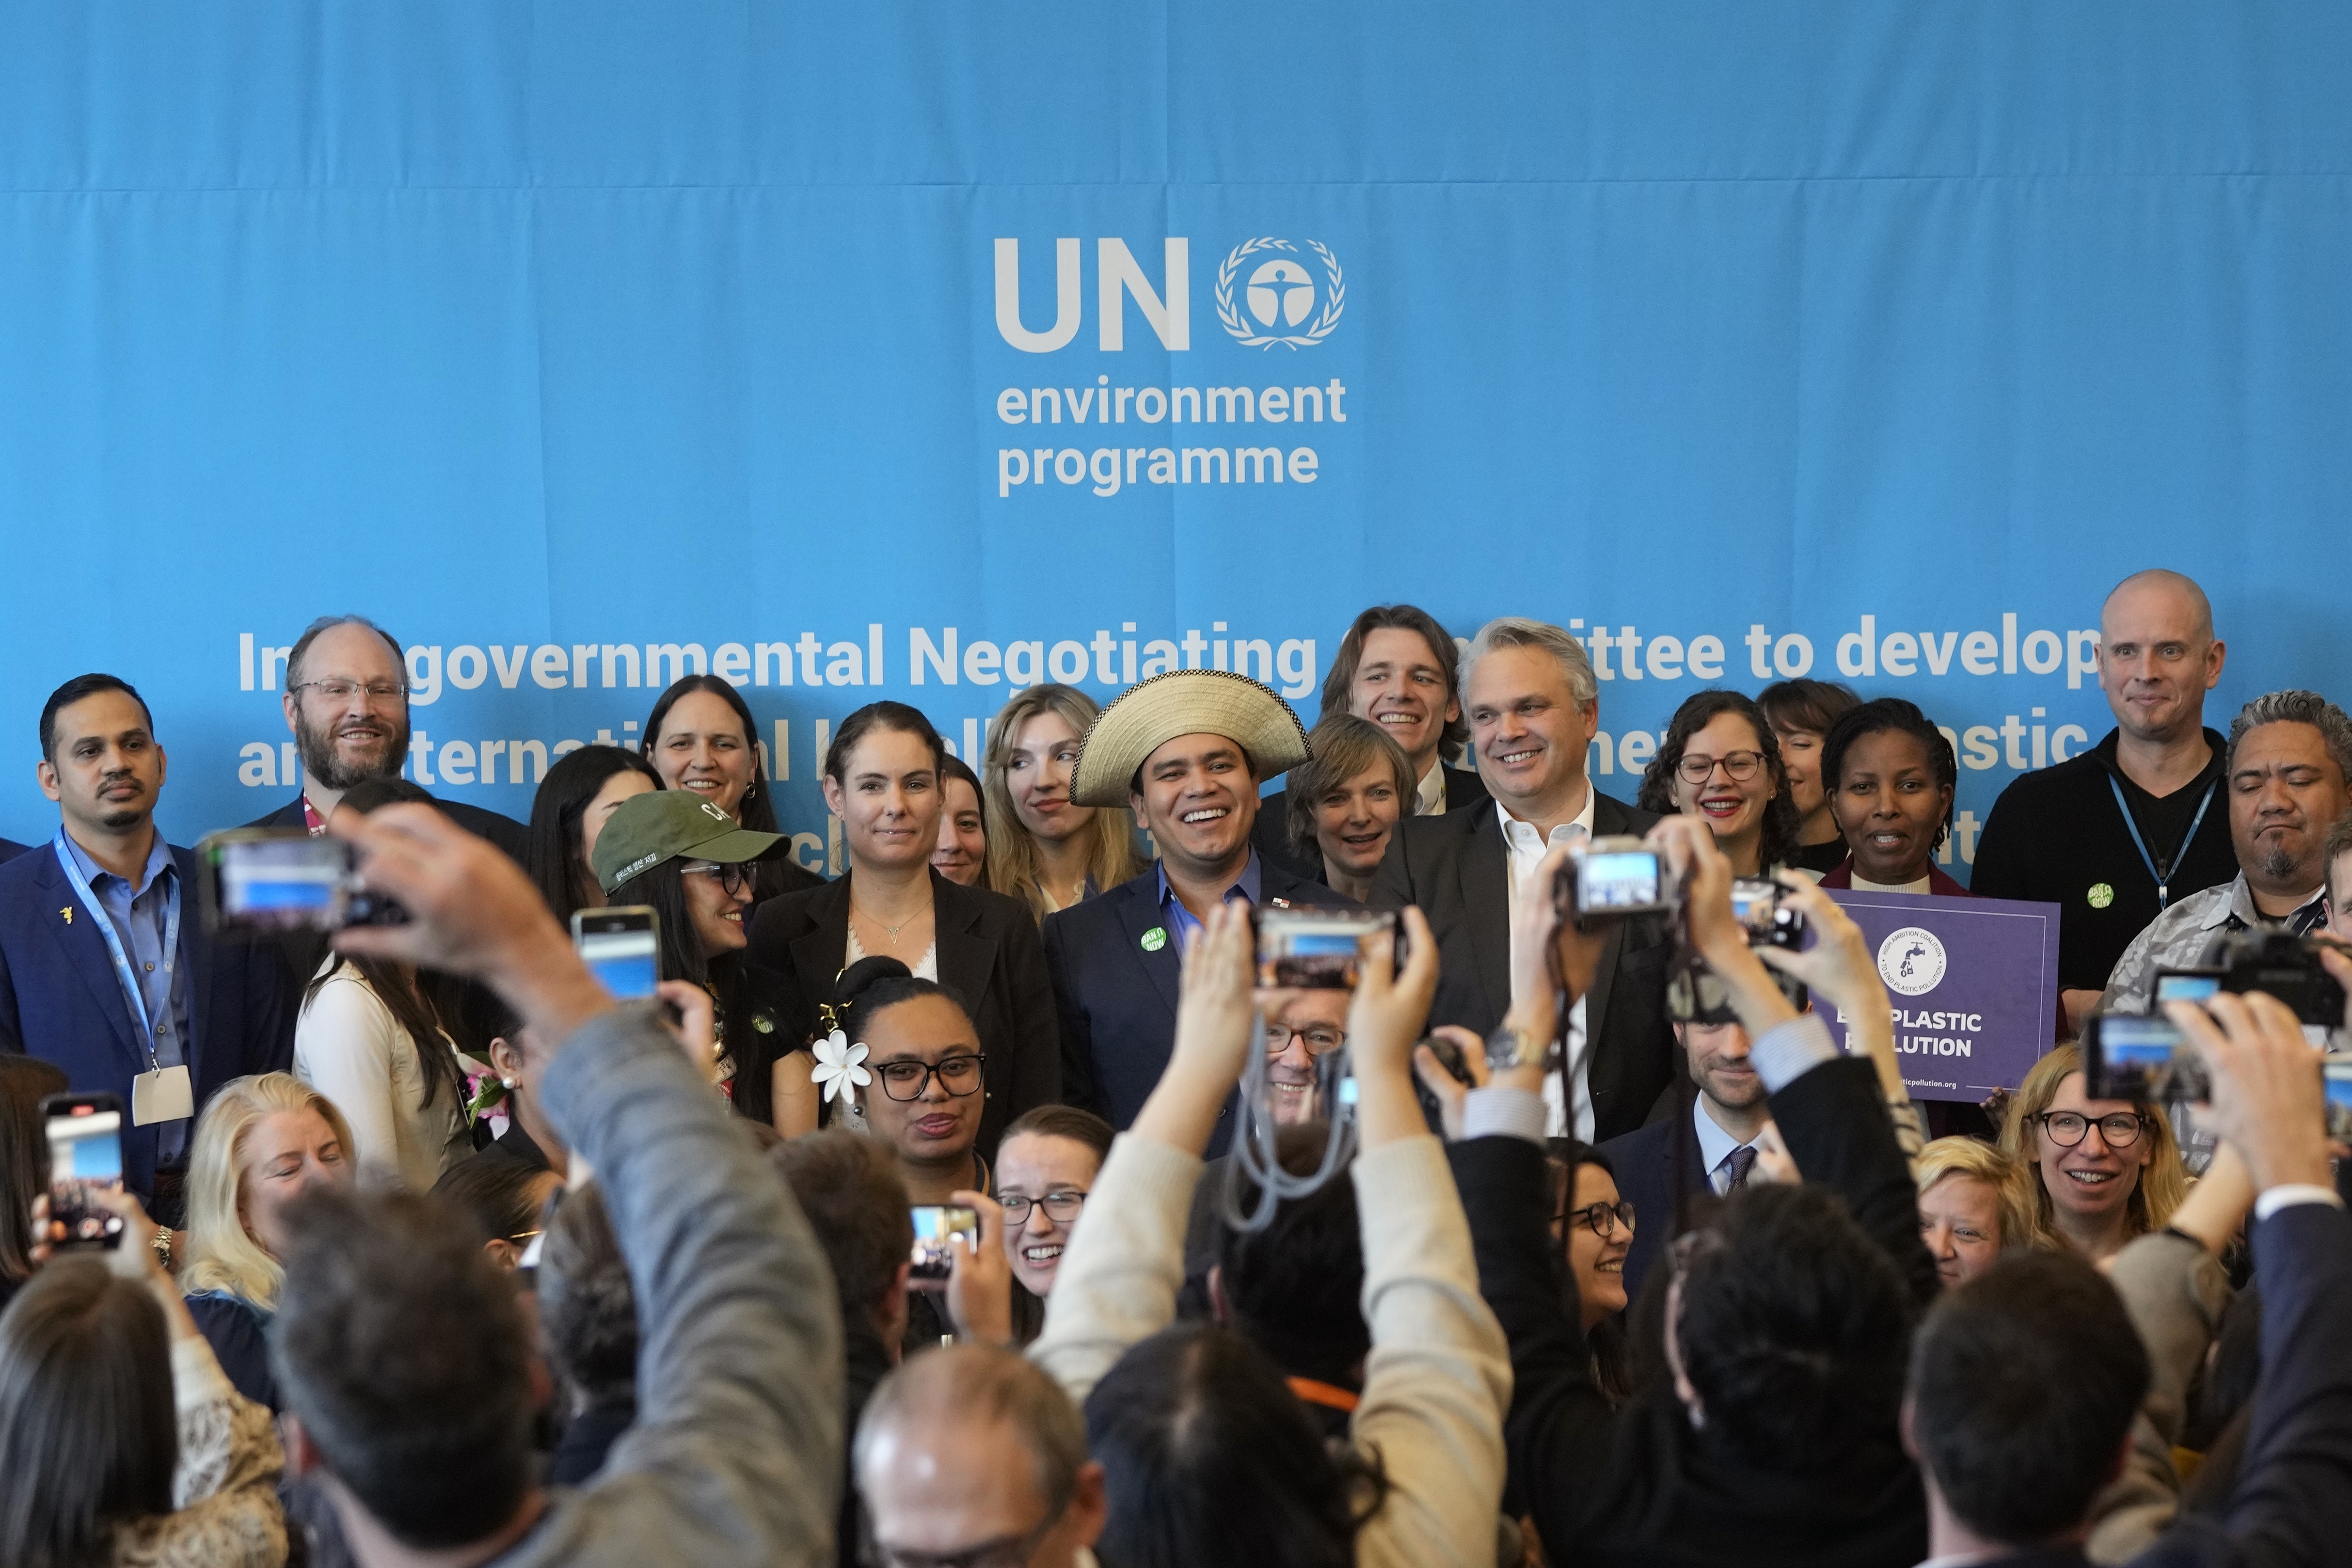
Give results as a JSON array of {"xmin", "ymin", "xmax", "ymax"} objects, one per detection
[
  {"xmin": 1906, "ymin": 985, "xmax": 2352, "ymax": 1567},
  {"xmin": 0, "ymin": 675, "xmax": 286, "ymax": 1228},
  {"xmin": 1044, "ymin": 670, "xmax": 1347, "ymax": 1155}
]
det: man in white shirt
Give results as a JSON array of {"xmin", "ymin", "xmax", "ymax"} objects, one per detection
[{"xmin": 1375, "ymin": 617, "xmax": 1676, "ymax": 1142}]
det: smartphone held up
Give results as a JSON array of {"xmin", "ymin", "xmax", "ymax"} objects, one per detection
[
  {"xmin": 196, "ymin": 828, "xmax": 407, "ymax": 938},
  {"xmin": 41, "ymin": 1092, "xmax": 127, "ymax": 1252},
  {"xmin": 908, "ymin": 1204, "xmax": 979, "ymax": 1283}
]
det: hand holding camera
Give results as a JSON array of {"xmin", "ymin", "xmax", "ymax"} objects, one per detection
[
  {"xmin": 2161, "ymin": 989, "xmax": 2332, "ymax": 1194},
  {"xmin": 1647, "ymin": 817, "xmax": 1802, "ymax": 1040},
  {"xmin": 930, "ymin": 1190, "xmax": 1014, "ymax": 1345}
]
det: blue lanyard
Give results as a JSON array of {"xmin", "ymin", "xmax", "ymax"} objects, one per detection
[
  {"xmin": 52, "ymin": 828, "xmax": 179, "ymax": 1070},
  {"xmin": 2107, "ymin": 773, "xmax": 2218, "ymax": 912}
]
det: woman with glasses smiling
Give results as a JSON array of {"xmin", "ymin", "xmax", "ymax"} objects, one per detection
[
  {"xmin": 1999, "ymin": 1042, "xmax": 2187, "ymax": 1262},
  {"xmin": 1547, "ymin": 1139, "xmax": 1636, "ymax": 1407},
  {"xmin": 592, "ymin": 790, "xmax": 818, "ymax": 1136},
  {"xmin": 994, "ymin": 1104, "xmax": 1114, "ymax": 1343},
  {"xmin": 1637, "ymin": 691, "xmax": 1800, "ymax": 877}
]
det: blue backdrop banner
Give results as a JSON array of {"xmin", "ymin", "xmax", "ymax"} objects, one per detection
[{"xmin": 3, "ymin": 3, "xmax": 2347, "ymax": 873}]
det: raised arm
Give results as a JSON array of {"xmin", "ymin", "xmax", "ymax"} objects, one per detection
[
  {"xmin": 332, "ymin": 805, "xmax": 843, "ymax": 1566},
  {"xmin": 1028, "ymin": 903, "xmax": 1255, "ymax": 1404}
]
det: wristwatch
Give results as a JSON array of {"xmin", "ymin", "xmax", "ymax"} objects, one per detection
[
  {"xmin": 151, "ymin": 1225, "xmax": 174, "ymax": 1275},
  {"xmin": 1483, "ymin": 1024, "xmax": 1549, "ymax": 1075}
]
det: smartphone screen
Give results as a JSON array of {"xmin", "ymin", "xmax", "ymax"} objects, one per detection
[
  {"xmin": 908, "ymin": 1203, "xmax": 980, "ymax": 1282},
  {"xmin": 2087, "ymin": 1013, "xmax": 2200, "ymax": 1102},
  {"xmin": 2325, "ymin": 1060, "xmax": 2352, "ymax": 1143},
  {"xmin": 205, "ymin": 831, "xmax": 350, "ymax": 933},
  {"xmin": 42, "ymin": 1094, "xmax": 126, "ymax": 1251},
  {"xmin": 1255, "ymin": 907, "xmax": 1396, "ymax": 989},
  {"xmin": 575, "ymin": 907, "xmax": 660, "ymax": 1000}
]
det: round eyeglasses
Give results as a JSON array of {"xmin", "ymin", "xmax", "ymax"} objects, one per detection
[
  {"xmin": 1676, "ymin": 749, "xmax": 1767, "ymax": 785},
  {"xmin": 1556, "ymin": 1199, "xmax": 1637, "ymax": 1237},
  {"xmin": 876, "ymin": 1053, "xmax": 987, "ymax": 1102},
  {"xmin": 680, "ymin": 860, "xmax": 756, "ymax": 897},
  {"xmin": 2034, "ymin": 1110, "xmax": 2147, "ymax": 1149}
]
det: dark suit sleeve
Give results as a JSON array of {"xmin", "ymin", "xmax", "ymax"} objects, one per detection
[
  {"xmin": 1450, "ymin": 1136, "xmax": 1620, "ymax": 1566},
  {"xmin": 1041, "ymin": 911, "xmax": 1102, "ymax": 1116},
  {"xmin": 243, "ymin": 940, "xmax": 291, "ymax": 1075},
  {"xmin": 996, "ymin": 906, "xmax": 1061, "ymax": 1116},
  {"xmin": 2134, "ymin": 1203, "xmax": 2352, "ymax": 1568},
  {"xmin": 1369, "ymin": 818, "xmax": 1415, "ymax": 909},
  {"xmin": 0, "ymin": 929, "xmax": 22, "ymax": 1053},
  {"xmin": 1767, "ymin": 1057, "xmax": 1941, "ymax": 1305}
]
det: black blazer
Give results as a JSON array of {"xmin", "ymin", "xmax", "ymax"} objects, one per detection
[
  {"xmin": 1595, "ymin": 1108, "xmax": 1709, "ymax": 1304},
  {"xmin": 0, "ymin": 838, "xmax": 28, "ymax": 866},
  {"xmin": 1251, "ymin": 764, "xmax": 1491, "ymax": 883},
  {"xmin": 746, "ymin": 869, "xmax": 1058, "ymax": 1159},
  {"xmin": 0, "ymin": 842, "xmax": 288, "ymax": 1202},
  {"xmin": 1372, "ymin": 789, "xmax": 1675, "ymax": 1142},
  {"xmin": 1042, "ymin": 856, "xmax": 1347, "ymax": 1156},
  {"xmin": 1449, "ymin": 1056, "xmax": 1937, "ymax": 1568}
]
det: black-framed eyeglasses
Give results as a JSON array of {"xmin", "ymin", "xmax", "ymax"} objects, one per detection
[
  {"xmin": 861, "ymin": 1480, "xmax": 1072, "ymax": 1568},
  {"xmin": 998, "ymin": 1188, "xmax": 1088, "ymax": 1226},
  {"xmin": 680, "ymin": 860, "xmax": 757, "ymax": 896},
  {"xmin": 2035, "ymin": 1110, "xmax": 2147, "ymax": 1149},
  {"xmin": 876, "ymin": 1053, "xmax": 988, "ymax": 1102},
  {"xmin": 1555, "ymin": 1199, "xmax": 1636, "ymax": 1237},
  {"xmin": 1676, "ymin": 749, "xmax": 1766, "ymax": 785},
  {"xmin": 289, "ymin": 678, "xmax": 408, "ymax": 705},
  {"xmin": 1261, "ymin": 1021, "xmax": 1347, "ymax": 1056}
]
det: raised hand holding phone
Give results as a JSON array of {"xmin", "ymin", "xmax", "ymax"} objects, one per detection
[
  {"xmin": 1346, "ymin": 907, "xmax": 1441, "ymax": 1148},
  {"xmin": 2163, "ymin": 989, "xmax": 2331, "ymax": 1194},
  {"xmin": 1133, "ymin": 902, "xmax": 1259, "ymax": 1156},
  {"xmin": 940, "ymin": 1189, "xmax": 1015, "ymax": 1345}
]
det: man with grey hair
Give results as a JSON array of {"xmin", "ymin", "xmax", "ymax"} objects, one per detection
[
  {"xmin": 2100, "ymin": 688, "xmax": 2352, "ymax": 1011},
  {"xmin": 856, "ymin": 1343, "xmax": 1107, "ymax": 1568},
  {"xmin": 1973, "ymin": 570, "xmax": 2234, "ymax": 1035},
  {"xmin": 1373, "ymin": 616, "xmax": 1673, "ymax": 1140}
]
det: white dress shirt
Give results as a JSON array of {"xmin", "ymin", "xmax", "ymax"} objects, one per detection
[
  {"xmin": 1692, "ymin": 1095, "xmax": 1758, "ymax": 1196},
  {"xmin": 1498, "ymin": 786, "xmax": 1598, "ymax": 1140},
  {"xmin": 1414, "ymin": 757, "xmax": 1449, "ymax": 817}
]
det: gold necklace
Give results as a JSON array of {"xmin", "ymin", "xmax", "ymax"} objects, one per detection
[{"xmin": 853, "ymin": 900, "xmax": 922, "ymax": 941}]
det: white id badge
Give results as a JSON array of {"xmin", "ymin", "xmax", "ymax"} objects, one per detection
[{"xmin": 131, "ymin": 1064, "xmax": 195, "ymax": 1126}]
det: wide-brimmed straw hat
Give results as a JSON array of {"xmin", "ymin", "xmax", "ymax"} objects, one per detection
[{"xmin": 1070, "ymin": 669, "xmax": 1312, "ymax": 807}]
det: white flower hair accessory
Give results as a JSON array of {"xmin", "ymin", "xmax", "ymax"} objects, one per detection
[{"xmin": 811, "ymin": 1029, "xmax": 871, "ymax": 1104}]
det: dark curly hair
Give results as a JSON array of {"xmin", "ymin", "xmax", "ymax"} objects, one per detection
[{"xmin": 1636, "ymin": 690, "xmax": 1800, "ymax": 871}]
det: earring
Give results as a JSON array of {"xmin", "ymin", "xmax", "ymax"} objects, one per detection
[{"xmin": 500, "ymin": 1077, "xmax": 519, "ymax": 1090}]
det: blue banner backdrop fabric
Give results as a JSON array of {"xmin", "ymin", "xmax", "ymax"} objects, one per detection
[{"xmin": 2, "ymin": 4, "xmax": 2349, "ymax": 872}]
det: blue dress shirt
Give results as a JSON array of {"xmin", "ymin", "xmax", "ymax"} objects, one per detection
[
  {"xmin": 1155, "ymin": 853, "xmax": 1263, "ymax": 952},
  {"xmin": 62, "ymin": 831, "xmax": 191, "ymax": 1160}
]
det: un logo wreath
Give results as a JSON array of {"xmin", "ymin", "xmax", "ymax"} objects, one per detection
[{"xmin": 1215, "ymin": 238, "xmax": 1345, "ymax": 349}]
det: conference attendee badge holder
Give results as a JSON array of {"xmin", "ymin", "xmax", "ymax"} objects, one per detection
[
  {"xmin": 2108, "ymin": 774, "xmax": 2218, "ymax": 912},
  {"xmin": 52, "ymin": 827, "xmax": 194, "ymax": 1127}
]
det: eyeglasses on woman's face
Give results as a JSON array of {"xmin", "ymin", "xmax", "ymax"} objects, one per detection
[
  {"xmin": 1676, "ymin": 749, "xmax": 1766, "ymax": 785},
  {"xmin": 680, "ymin": 860, "xmax": 757, "ymax": 897},
  {"xmin": 876, "ymin": 1053, "xmax": 987, "ymax": 1101},
  {"xmin": 998, "ymin": 1189, "xmax": 1087, "ymax": 1226},
  {"xmin": 1556, "ymin": 1199, "xmax": 1636, "ymax": 1237},
  {"xmin": 2035, "ymin": 1109, "xmax": 2147, "ymax": 1149}
]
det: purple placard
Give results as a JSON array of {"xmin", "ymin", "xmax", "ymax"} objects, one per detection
[{"xmin": 1818, "ymin": 891, "xmax": 2061, "ymax": 1100}]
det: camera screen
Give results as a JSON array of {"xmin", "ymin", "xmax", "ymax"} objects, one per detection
[
  {"xmin": 1256, "ymin": 908, "xmax": 1393, "ymax": 989},
  {"xmin": 1579, "ymin": 851, "xmax": 1661, "ymax": 911},
  {"xmin": 217, "ymin": 837, "xmax": 346, "ymax": 928},
  {"xmin": 2326, "ymin": 1062, "xmax": 2352, "ymax": 1141},
  {"xmin": 2153, "ymin": 971, "xmax": 2222, "ymax": 1004},
  {"xmin": 578, "ymin": 930, "xmax": 659, "ymax": 1000},
  {"xmin": 46, "ymin": 1106, "xmax": 122, "ymax": 1184},
  {"xmin": 909, "ymin": 1204, "xmax": 979, "ymax": 1280}
]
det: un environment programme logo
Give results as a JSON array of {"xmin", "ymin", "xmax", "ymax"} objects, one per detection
[
  {"xmin": 1216, "ymin": 238, "xmax": 1344, "ymax": 350},
  {"xmin": 1877, "ymin": 927, "xmax": 1948, "ymax": 997}
]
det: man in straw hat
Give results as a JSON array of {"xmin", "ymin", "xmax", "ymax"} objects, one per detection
[{"xmin": 1042, "ymin": 670, "xmax": 1348, "ymax": 1153}]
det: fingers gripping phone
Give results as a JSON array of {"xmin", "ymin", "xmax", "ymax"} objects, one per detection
[
  {"xmin": 197, "ymin": 828, "xmax": 408, "ymax": 937},
  {"xmin": 41, "ymin": 1092, "xmax": 127, "ymax": 1251},
  {"xmin": 574, "ymin": 907, "xmax": 660, "ymax": 1000}
]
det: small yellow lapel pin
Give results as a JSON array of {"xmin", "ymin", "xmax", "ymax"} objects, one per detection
[{"xmin": 60, "ymin": 907, "xmax": 73, "ymax": 924}]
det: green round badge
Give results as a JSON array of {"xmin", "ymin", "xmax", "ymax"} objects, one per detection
[
  {"xmin": 2087, "ymin": 883, "xmax": 2115, "ymax": 910},
  {"xmin": 1140, "ymin": 926, "xmax": 1168, "ymax": 953}
]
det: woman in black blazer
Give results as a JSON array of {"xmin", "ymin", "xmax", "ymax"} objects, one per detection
[{"xmin": 746, "ymin": 701, "xmax": 1060, "ymax": 1158}]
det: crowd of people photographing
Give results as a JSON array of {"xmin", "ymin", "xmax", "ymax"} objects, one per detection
[{"xmin": 0, "ymin": 567, "xmax": 2347, "ymax": 1568}]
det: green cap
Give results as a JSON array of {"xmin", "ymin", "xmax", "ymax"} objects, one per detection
[{"xmin": 592, "ymin": 790, "xmax": 786, "ymax": 895}]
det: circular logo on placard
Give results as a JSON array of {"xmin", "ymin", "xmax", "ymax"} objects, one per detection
[
  {"xmin": 1140, "ymin": 927, "xmax": 1168, "ymax": 953},
  {"xmin": 2087, "ymin": 883, "xmax": 2115, "ymax": 909},
  {"xmin": 1877, "ymin": 926, "xmax": 1947, "ymax": 996},
  {"xmin": 1216, "ymin": 238, "xmax": 1345, "ymax": 349}
]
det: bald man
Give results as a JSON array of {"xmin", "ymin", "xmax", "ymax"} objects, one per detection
[{"xmin": 1971, "ymin": 570, "xmax": 2233, "ymax": 1030}]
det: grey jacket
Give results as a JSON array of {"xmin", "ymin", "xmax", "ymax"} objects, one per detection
[
  {"xmin": 498, "ymin": 1002, "xmax": 844, "ymax": 1567},
  {"xmin": 2087, "ymin": 1230, "xmax": 2233, "ymax": 1564}
]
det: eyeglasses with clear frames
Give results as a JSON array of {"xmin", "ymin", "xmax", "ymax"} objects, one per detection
[
  {"xmin": 2034, "ymin": 1110, "xmax": 2147, "ymax": 1149},
  {"xmin": 1675, "ymin": 749, "xmax": 1767, "ymax": 785},
  {"xmin": 290, "ymin": 679, "xmax": 409, "ymax": 706}
]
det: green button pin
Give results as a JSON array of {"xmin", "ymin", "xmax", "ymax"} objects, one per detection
[
  {"xmin": 1140, "ymin": 926, "xmax": 1168, "ymax": 953},
  {"xmin": 2087, "ymin": 883, "xmax": 2114, "ymax": 909}
]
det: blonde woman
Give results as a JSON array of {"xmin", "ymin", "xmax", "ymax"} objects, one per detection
[
  {"xmin": 179, "ymin": 1072, "xmax": 356, "ymax": 1410},
  {"xmin": 982, "ymin": 683, "xmax": 1142, "ymax": 920},
  {"xmin": 1914, "ymin": 1136, "xmax": 2041, "ymax": 1287},
  {"xmin": 2000, "ymin": 1043, "xmax": 2188, "ymax": 1264}
]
